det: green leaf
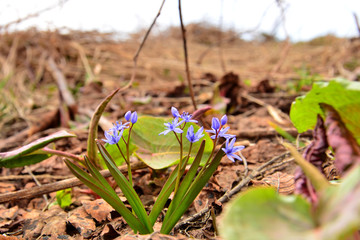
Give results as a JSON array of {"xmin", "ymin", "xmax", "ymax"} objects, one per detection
[
  {"xmin": 0, "ymin": 130, "xmax": 76, "ymax": 168},
  {"xmin": 132, "ymin": 116, "xmax": 213, "ymax": 169},
  {"xmin": 220, "ymin": 187, "xmax": 316, "ymax": 240},
  {"xmin": 97, "ymin": 129, "xmax": 137, "ymax": 168},
  {"xmin": 220, "ymin": 166, "xmax": 360, "ymax": 240},
  {"xmin": 290, "ymin": 79, "xmax": 360, "ymax": 144},
  {"xmin": 56, "ymin": 188, "xmax": 72, "ymax": 209},
  {"xmin": 315, "ymin": 166, "xmax": 360, "ymax": 239},
  {"xmin": 87, "ymin": 88, "xmax": 120, "ymax": 166}
]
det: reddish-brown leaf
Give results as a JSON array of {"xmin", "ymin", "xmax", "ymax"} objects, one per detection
[
  {"xmin": 294, "ymin": 114, "xmax": 328, "ymax": 202},
  {"xmin": 322, "ymin": 103, "xmax": 360, "ymax": 173}
]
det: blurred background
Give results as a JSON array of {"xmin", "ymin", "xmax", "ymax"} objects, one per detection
[{"xmin": 1, "ymin": 0, "xmax": 359, "ymax": 42}]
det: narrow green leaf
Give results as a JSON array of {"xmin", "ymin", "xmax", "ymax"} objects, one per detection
[
  {"xmin": 65, "ymin": 160, "xmax": 149, "ymax": 234},
  {"xmin": 149, "ymin": 164, "xmax": 178, "ymax": 225},
  {"xmin": 87, "ymin": 88, "xmax": 120, "ymax": 166},
  {"xmin": 97, "ymin": 142, "xmax": 153, "ymax": 233},
  {"xmin": 283, "ymin": 142, "xmax": 329, "ymax": 192},
  {"xmin": 163, "ymin": 141, "xmax": 205, "ymax": 223},
  {"xmin": 0, "ymin": 130, "xmax": 76, "ymax": 168},
  {"xmin": 83, "ymin": 155, "xmax": 118, "ymax": 199},
  {"xmin": 161, "ymin": 146, "xmax": 224, "ymax": 234}
]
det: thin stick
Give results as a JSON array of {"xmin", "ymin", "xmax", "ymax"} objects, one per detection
[
  {"xmin": 0, "ymin": 0, "xmax": 70, "ymax": 31},
  {"xmin": 178, "ymin": 0, "xmax": 197, "ymax": 111},
  {"xmin": 120, "ymin": 0, "xmax": 166, "ymax": 93},
  {"xmin": 269, "ymin": 0, "xmax": 290, "ymax": 78},
  {"xmin": 0, "ymin": 161, "xmax": 146, "ymax": 204},
  {"xmin": 218, "ymin": 0, "xmax": 226, "ymax": 73}
]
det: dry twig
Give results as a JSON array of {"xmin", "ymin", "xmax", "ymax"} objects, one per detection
[
  {"xmin": 0, "ymin": 161, "xmax": 146, "ymax": 203},
  {"xmin": 178, "ymin": 0, "xmax": 197, "ymax": 111}
]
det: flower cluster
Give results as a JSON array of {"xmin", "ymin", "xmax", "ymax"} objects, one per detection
[
  {"xmin": 159, "ymin": 107, "xmax": 204, "ymax": 144},
  {"xmin": 159, "ymin": 107, "xmax": 245, "ymax": 162},
  {"xmin": 206, "ymin": 115, "xmax": 244, "ymax": 162},
  {"xmin": 103, "ymin": 111, "xmax": 137, "ymax": 145}
]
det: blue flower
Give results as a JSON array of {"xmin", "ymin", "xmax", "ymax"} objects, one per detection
[
  {"xmin": 181, "ymin": 112, "xmax": 198, "ymax": 123},
  {"xmin": 103, "ymin": 128, "xmax": 123, "ymax": 145},
  {"xmin": 124, "ymin": 111, "xmax": 132, "ymax": 121},
  {"xmin": 218, "ymin": 126, "xmax": 235, "ymax": 139},
  {"xmin": 222, "ymin": 138, "xmax": 245, "ymax": 162},
  {"xmin": 221, "ymin": 115, "xmax": 228, "ymax": 125},
  {"xmin": 130, "ymin": 111, "xmax": 138, "ymax": 124},
  {"xmin": 206, "ymin": 117, "xmax": 221, "ymax": 139},
  {"xmin": 159, "ymin": 118, "xmax": 183, "ymax": 135},
  {"xmin": 112, "ymin": 121, "xmax": 129, "ymax": 131},
  {"xmin": 186, "ymin": 125, "xmax": 204, "ymax": 143},
  {"xmin": 171, "ymin": 107, "xmax": 181, "ymax": 118},
  {"xmin": 124, "ymin": 111, "xmax": 138, "ymax": 124}
]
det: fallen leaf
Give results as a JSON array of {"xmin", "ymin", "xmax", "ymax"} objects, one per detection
[
  {"xmin": 0, "ymin": 182, "xmax": 16, "ymax": 193},
  {"xmin": 67, "ymin": 206, "xmax": 96, "ymax": 238},
  {"xmin": 253, "ymin": 172, "xmax": 295, "ymax": 195}
]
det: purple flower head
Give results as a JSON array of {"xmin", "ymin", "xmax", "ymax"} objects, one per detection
[
  {"xmin": 221, "ymin": 115, "xmax": 228, "ymax": 126},
  {"xmin": 130, "ymin": 111, "xmax": 138, "ymax": 124},
  {"xmin": 125, "ymin": 111, "xmax": 138, "ymax": 124},
  {"xmin": 181, "ymin": 112, "xmax": 198, "ymax": 124},
  {"xmin": 222, "ymin": 137, "xmax": 245, "ymax": 162},
  {"xmin": 186, "ymin": 126, "xmax": 204, "ymax": 143},
  {"xmin": 112, "ymin": 121, "xmax": 129, "ymax": 131},
  {"xmin": 206, "ymin": 117, "xmax": 221, "ymax": 139},
  {"xmin": 211, "ymin": 117, "xmax": 221, "ymax": 130},
  {"xmin": 159, "ymin": 118, "xmax": 184, "ymax": 136},
  {"xmin": 103, "ymin": 128, "xmax": 123, "ymax": 145},
  {"xmin": 171, "ymin": 107, "xmax": 181, "ymax": 118},
  {"xmin": 124, "ymin": 111, "xmax": 131, "ymax": 121},
  {"xmin": 218, "ymin": 126, "xmax": 236, "ymax": 139}
]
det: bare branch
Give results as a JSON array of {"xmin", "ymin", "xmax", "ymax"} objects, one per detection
[{"xmin": 178, "ymin": 0, "xmax": 197, "ymax": 111}]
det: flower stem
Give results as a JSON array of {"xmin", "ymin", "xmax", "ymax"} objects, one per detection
[
  {"xmin": 174, "ymin": 132, "xmax": 183, "ymax": 194},
  {"xmin": 127, "ymin": 125, "xmax": 133, "ymax": 187},
  {"xmin": 197, "ymin": 134, "xmax": 219, "ymax": 178}
]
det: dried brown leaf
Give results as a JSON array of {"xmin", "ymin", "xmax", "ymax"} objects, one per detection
[
  {"xmin": 258, "ymin": 172, "xmax": 295, "ymax": 195},
  {"xmin": 82, "ymin": 199, "xmax": 113, "ymax": 223},
  {"xmin": 67, "ymin": 206, "xmax": 96, "ymax": 238}
]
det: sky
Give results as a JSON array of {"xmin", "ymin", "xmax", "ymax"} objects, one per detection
[{"xmin": 0, "ymin": 0, "xmax": 359, "ymax": 42}]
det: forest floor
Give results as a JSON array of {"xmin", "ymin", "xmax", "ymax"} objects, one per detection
[{"xmin": 1, "ymin": 25, "xmax": 360, "ymax": 239}]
